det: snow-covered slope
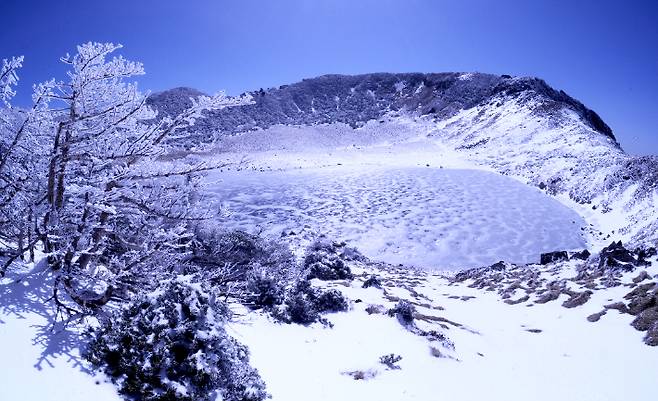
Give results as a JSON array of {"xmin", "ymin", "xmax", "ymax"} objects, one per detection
[
  {"xmin": 229, "ymin": 247, "xmax": 658, "ymax": 401},
  {"xmin": 152, "ymin": 72, "xmax": 657, "ymax": 247},
  {"xmin": 430, "ymin": 82, "xmax": 658, "ymax": 247},
  {"xmin": 5, "ymin": 72, "xmax": 654, "ymax": 401}
]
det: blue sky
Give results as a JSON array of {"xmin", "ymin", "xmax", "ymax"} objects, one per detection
[{"xmin": 1, "ymin": 0, "xmax": 656, "ymax": 154}]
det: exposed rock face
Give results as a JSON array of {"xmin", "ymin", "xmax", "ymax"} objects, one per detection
[
  {"xmin": 594, "ymin": 241, "xmax": 653, "ymax": 274},
  {"xmin": 598, "ymin": 241, "xmax": 642, "ymax": 271},
  {"xmin": 147, "ymin": 73, "xmax": 615, "ymax": 143},
  {"xmin": 540, "ymin": 251, "xmax": 569, "ymax": 265}
]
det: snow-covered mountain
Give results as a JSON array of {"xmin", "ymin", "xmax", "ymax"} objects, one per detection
[
  {"xmin": 148, "ymin": 73, "xmax": 613, "ymax": 138},
  {"xmin": 149, "ymin": 72, "xmax": 658, "ymax": 247},
  {"xmin": 3, "ymin": 70, "xmax": 658, "ymax": 401}
]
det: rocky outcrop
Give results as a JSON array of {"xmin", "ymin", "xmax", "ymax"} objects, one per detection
[
  {"xmin": 147, "ymin": 73, "xmax": 616, "ymax": 144},
  {"xmin": 452, "ymin": 242, "xmax": 658, "ymax": 346}
]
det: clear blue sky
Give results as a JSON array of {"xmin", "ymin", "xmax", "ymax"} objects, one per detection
[{"xmin": 1, "ymin": 0, "xmax": 656, "ymax": 154}]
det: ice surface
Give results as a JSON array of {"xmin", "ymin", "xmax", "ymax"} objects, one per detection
[{"xmin": 207, "ymin": 166, "xmax": 587, "ymax": 270}]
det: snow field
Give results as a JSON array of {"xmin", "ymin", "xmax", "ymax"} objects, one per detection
[
  {"xmin": 208, "ymin": 166, "xmax": 587, "ymax": 270},
  {"xmin": 231, "ymin": 259, "xmax": 658, "ymax": 401}
]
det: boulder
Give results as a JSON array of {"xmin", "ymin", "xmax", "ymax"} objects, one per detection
[
  {"xmin": 540, "ymin": 251, "xmax": 569, "ymax": 265},
  {"xmin": 570, "ymin": 249, "xmax": 591, "ymax": 260},
  {"xmin": 624, "ymin": 282, "xmax": 657, "ymax": 315},
  {"xmin": 631, "ymin": 306, "xmax": 658, "ymax": 331},
  {"xmin": 645, "ymin": 321, "xmax": 658, "ymax": 346},
  {"xmin": 632, "ymin": 270, "xmax": 652, "ymax": 284},
  {"xmin": 598, "ymin": 241, "xmax": 637, "ymax": 272},
  {"xmin": 562, "ymin": 290, "xmax": 593, "ymax": 308}
]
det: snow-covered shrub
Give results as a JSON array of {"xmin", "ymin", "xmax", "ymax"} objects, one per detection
[
  {"xmin": 388, "ymin": 300, "xmax": 416, "ymax": 326},
  {"xmin": 273, "ymin": 280, "xmax": 348, "ymax": 325},
  {"xmin": 314, "ymin": 289, "xmax": 349, "ymax": 313},
  {"xmin": 1, "ymin": 42, "xmax": 252, "ymax": 311},
  {"xmin": 192, "ymin": 229, "xmax": 295, "ymax": 272},
  {"xmin": 85, "ymin": 278, "xmax": 268, "ymax": 401},
  {"xmin": 304, "ymin": 239, "xmax": 357, "ymax": 281},
  {"xmin": 362, "ymin": 276, "xmax": 382, "ymax": 289},
  {"xmin": 189, "ymin": 228, "xmax": 299, "ymax": 303},
  {"xmin": 244, "ymin": 263, "xmax": 286, "ymax": 308}
]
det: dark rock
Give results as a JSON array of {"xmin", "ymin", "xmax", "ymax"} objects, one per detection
[
  {"xmin": 504, "ymin": 295, "xmax": 530, "ymax": 305},
  {"xmin": 645, "ymin": 321, "xmax": 658, "ymax": 346},
  {"xmin": 631, "ymin": 307, "xmax": 658, "ymax": 331},
  {"xmin": 587, "ymin": 311, "xmax": 607, "ymax": 322},
  {"xmin": 628, "ymin": 293, "xmax": 657, "ymax": 316},
  {"xmin": 536, "ymin": 289, "xmax": 562, "ymax": 304},
  {"xmin": 604, "ymin": 302, "xmax": 629, "ymax": 314},
  {"xmin": 453, "ymin": 261, "xmax": 507, "ymax": 282},
  {"xmin": 562, "ymin": 290, "xmax": 593, "ymax": 308},
  {"xmin": 598, "ymin": 241, "xmax": 638, "ymax": 272},
  {"xmin": 646, "ymin": 247, "xmax": 657, "ymax": 258},
  {"xmin": 570, "ymin": 249, "xmax": 591, "ymax": 260},
  {"xmin": 540, "ymin": 251, "xmax": 569, "ymax": 265},
  {"xmin": 624, "ymin": 282, "xmax": 657, "ymax": 315},
  {"xmin": 635, "ymin": 248, "xmax": 655, "ymax": 266},
  {"xmin": 633, "ymin": 270, "xmax": 652, "ymax": 284}
]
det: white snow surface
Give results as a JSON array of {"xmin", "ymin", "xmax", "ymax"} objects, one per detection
[
  {"xmin": 3, "ymin": 92, "xmax": 658, "ymax": 401},
  {"xmin": 230, "ymin": 259, "xmax": 658, "ymax": 401},
  {"xmin": 209, "ymin": 166, "xmax": 586, "ymax": 269},
  {"xmin": 0, "ymin": 261, "xmax": 121, "ymax": 401}
]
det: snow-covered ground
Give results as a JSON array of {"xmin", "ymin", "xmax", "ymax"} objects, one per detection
[
  {"xmin": 2, "ymin": 103, "xmax": 657, "ymax": 400},
  {"xmin": 3, "ymin": 250, "xmax": 657, "ymax": 401},
  {"xmin": 230, "ymin": 255, "xmax": 658, "ymax": 401},
  {"xmin": 0, "ymin": 261, "xmax": 121, "ymax": 401},
  {"xmin": 208, "ymin": 166, "xmax": 587, "ymax": 269}
]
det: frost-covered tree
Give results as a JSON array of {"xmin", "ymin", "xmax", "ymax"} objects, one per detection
[
  {"xmin": 0, "ymin": 57, "xmax": 53, "ymax": 264},
  {"xmin": 0, "ymin": 56, "xmax": 23, "ymax": 104},
  {"xmin": 0, "ymin": 43, "xmax": 251, "ymax": 316}
]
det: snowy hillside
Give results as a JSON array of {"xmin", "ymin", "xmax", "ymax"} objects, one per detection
[
  {"xmin": 3, "ymin": 57, "xmax": 657, "ymax": 401},
  {"xmin": 151, "ymin": 72, "xmax": 657, "ymax": 247},
  {"xmin": 231, "ymin": 249, "xmax": 658, "ymax": 401}
]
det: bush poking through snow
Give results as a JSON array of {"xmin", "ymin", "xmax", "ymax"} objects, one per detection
[
  {"xmin": 190, "ymin": 230, "xmax": 349, "ymax": 325},
  {"xmin": 188, "ymin": 228, "xmax": 299, "ymax": 306},
  {"xmin": 365, "ymin": 304, "xmax": 387, "ymax": 315},
  {"xmin": 379, "ymin": 354, "xmax": 403, "ymax": 370},
  {"xmin": 244, "ymin": 264, "xmax": 286, "ymax": 308},
  {"xmin": 304, "ymin": 239, "xmax": 357, "ymax": 281},
  {"xmin": 272, "ymin": 280, "xmax": 348, "ymax": 325},
  {"xmin": 362, "ymin": 276, "xmax": 383, "ymax": 289},
  {"xmin": 315, "ymin": 289, "xmax": 350, "ymax": 313},
  {"xmin": 85, "ymin": 278, "xmax": 269, "ymax": 401},
  {"xmin": 388, "ymin": 300, "xmax": 416, "ymax": 326},
  {"xmin": 191, "ymin": 229, "xmax": 296, "ymax": 275},
  {"xmin": 343, "ymin": 369, "xmax": 378, "ymax": 381}
]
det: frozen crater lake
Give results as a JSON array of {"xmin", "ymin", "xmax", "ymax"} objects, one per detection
[{"xmin": 208, "ymin": 167, "xmax": 587, "ymax": 270}]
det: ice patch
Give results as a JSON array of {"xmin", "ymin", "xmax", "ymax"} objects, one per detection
[{"xmin": 208, "ymin": 167, "xmax": 587, "ymax": 270}]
